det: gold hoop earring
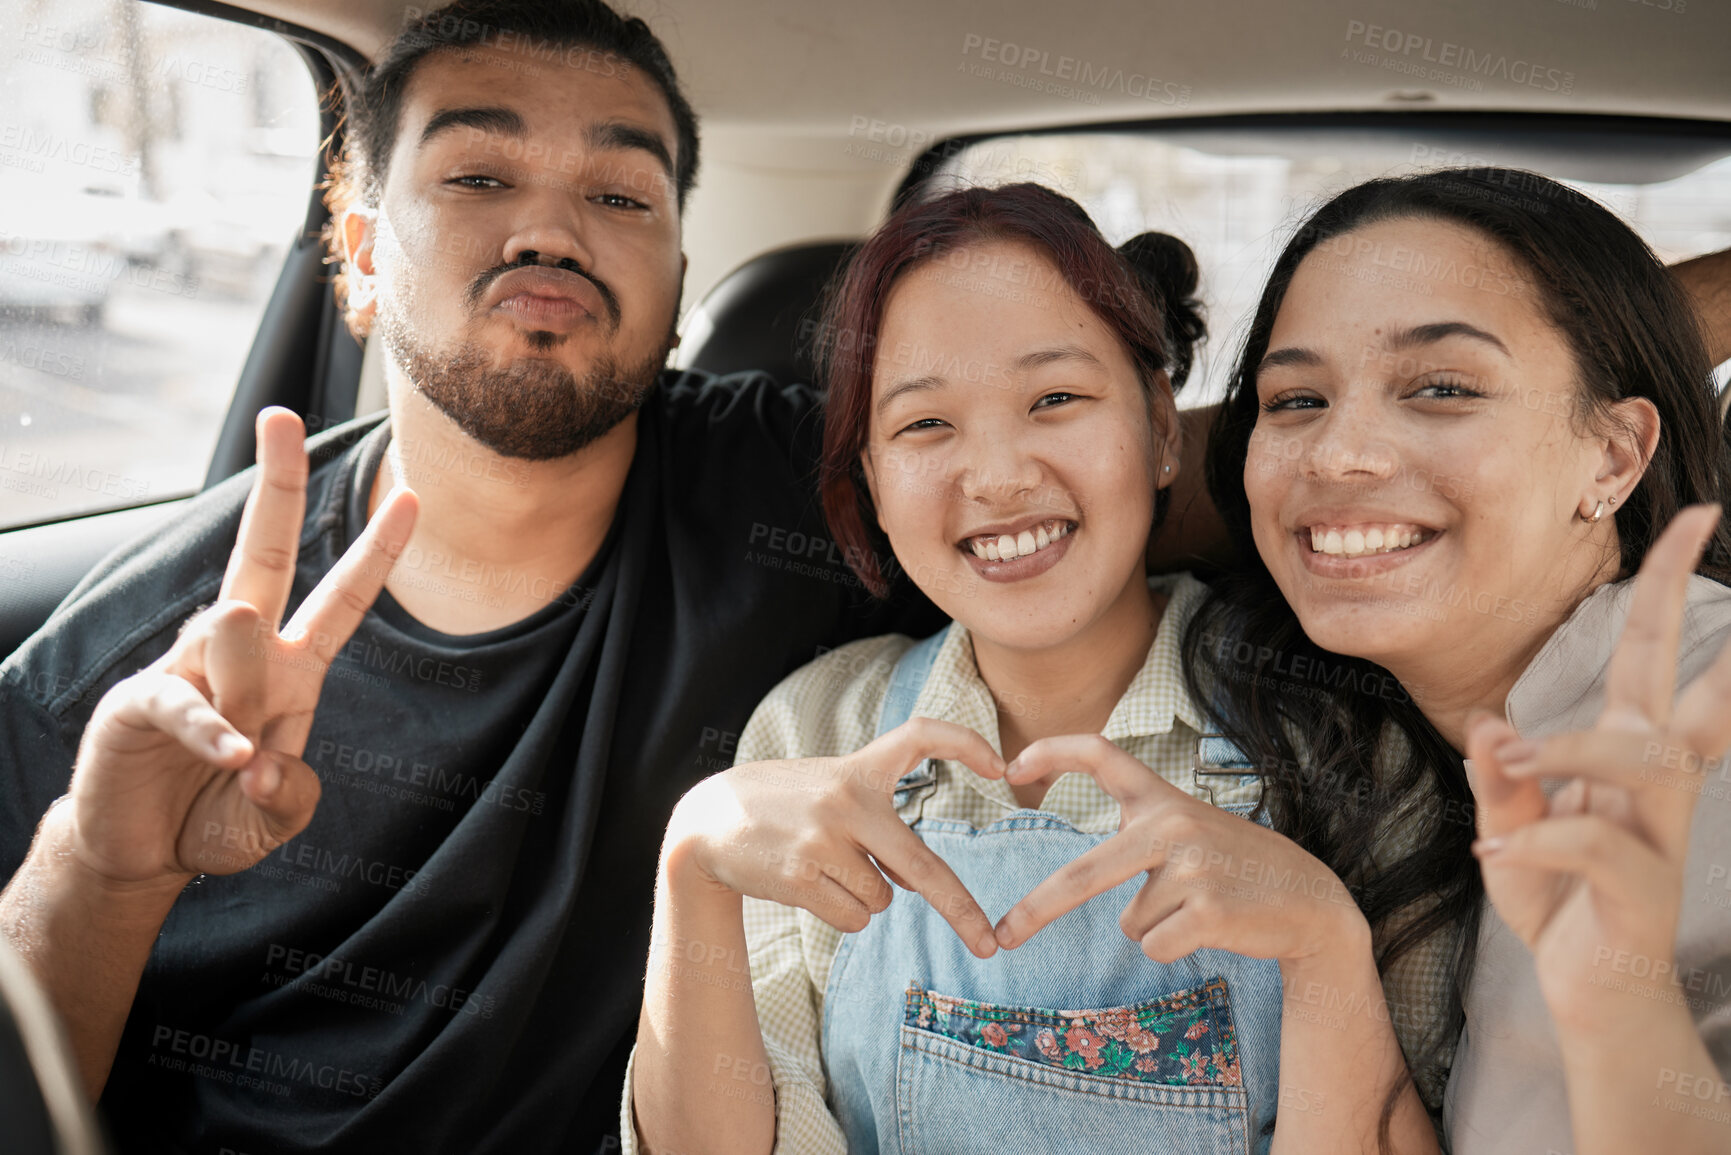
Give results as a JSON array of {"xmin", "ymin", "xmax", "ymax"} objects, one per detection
[{"xmin": 1589, "ymin": 499, "xmax": 1606, "ymax": 523}]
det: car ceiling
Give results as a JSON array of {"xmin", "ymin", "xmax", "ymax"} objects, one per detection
[
  {"xmin": 234, "ymin": 0, "xmax": 1731, "ymax": 127},
  {"xmin": 219, "ymin": 0, "xmax": 1731, "ymax": 313}
]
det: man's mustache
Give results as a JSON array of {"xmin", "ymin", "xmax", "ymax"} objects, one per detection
[{"xmin": 463, "ymin": 252, "xmax": 622, "ymax": 329}]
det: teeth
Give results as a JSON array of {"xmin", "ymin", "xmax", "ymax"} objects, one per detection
[
  {"xmin": 1308, "ymin": 524, "xmax": 1432, "ymax": 559},
  {"xmin": 968, "ymin": 521, "xmax": 1072, "ymax": 563}
]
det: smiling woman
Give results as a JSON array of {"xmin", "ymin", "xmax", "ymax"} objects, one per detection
[
  {"xmin": 1184, "ymin": 167, "xmax": 1731, "ymax": 1152},
  {"xmin": 626, "ymin": 183, "xmax": 1440, "ymax": 1155}
]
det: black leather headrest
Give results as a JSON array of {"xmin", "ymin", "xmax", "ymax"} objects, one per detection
[{"xmin": 677, "ymin": 240, "xmax": 857, "ymax": 388}]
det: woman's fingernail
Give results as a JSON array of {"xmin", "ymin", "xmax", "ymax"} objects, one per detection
[
  {"xmin": 1472, "ymin": 837, "xmax": 1506, "ymax": 857},
  {"xmin": 975, "ymin": 932, "xmax": 998, "ymax": 958},
  {"xmin": 214, "ymin": 733, "xmax": 249, "ymax": 761}
]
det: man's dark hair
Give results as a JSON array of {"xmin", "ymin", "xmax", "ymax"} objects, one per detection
[
  {"xmin": 325, "ymin": 0, "xmax": 700, "ymax": 334},
  {"xmin": 353, "ymin": 0, "xmax": 697, "ymax": 205}
]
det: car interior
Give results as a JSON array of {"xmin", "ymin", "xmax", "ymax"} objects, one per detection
[
  {"xmin": 4, "ymin": 0, "xmax": 1731, "ymax": 663},
  {"xmin": 1, "ymin": 0, "xmax": 1729, "ymax": 1144}
]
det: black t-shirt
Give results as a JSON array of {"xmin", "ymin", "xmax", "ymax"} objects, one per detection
[{"xmin": 0, "ymin": 371, "xmax": 941, "ymax": 1155}]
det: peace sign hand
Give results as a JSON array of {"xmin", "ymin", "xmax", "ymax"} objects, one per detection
[
  {"xmin": 1466, "ymin": 504, "xmax": 1731, "ymax": 1030},
  {"xmin": 64, "ymin": 409, "xmax": 417, "ymax": 886}
]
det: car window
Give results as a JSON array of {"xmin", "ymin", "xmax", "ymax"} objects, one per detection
[
  {"xmin": 934, "ymin": 129, "xmax": 1731, "ymax": 405},
  {"xmin": 0, "ymin": 0, "xmax": 320, "ymax": 531}
]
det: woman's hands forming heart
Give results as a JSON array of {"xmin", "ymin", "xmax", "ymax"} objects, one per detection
[{"xmin": 992, "ymin": 734, "xmax": 1368, "ymax": 966}]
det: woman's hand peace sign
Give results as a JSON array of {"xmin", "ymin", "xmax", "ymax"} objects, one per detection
[{"xmin": 1466, "ymin": 504, "xmax": 1731, "ymax": 1155}]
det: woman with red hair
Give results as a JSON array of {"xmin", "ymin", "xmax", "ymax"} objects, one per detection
[{"xmin": 621, "ymin": 182, "xmax": 1436, "ymax": 1154}]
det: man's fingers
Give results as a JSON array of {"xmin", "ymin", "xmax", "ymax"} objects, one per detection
[
  {"xmin": 873, "ymin": 717, "xmax": 1004, "ymax": 790},
  {"xmin": 178, "ymin": 751, "xmax": 321, "ymax": 876},
  {"xmin": 1601, "ymin": 504, "xmax": 1720, "ymax": 728},
  {"xmin": 1463, "ymin": 711, "xmax": 1549, "ymax": 840},
  {"xmin": 1005, "ymin": 734, "xmax": 1165, "ymax": 806},
  {"xmin": 861, "ymin": 814, "xmax": 997, "ymax": 958},
  {"xmin": 202, "ymin": 601, "xmax": 271, "ymax": 740},
  {"xmin": 282, "ymin": 486, "xmax": 418, "ymax": 664},
  {"xmin": 219, "ymin": 409, "xmax": 310, "ymax": 627},
  {"xmin": 109, "ymin": 670, "xmax": 253, "ymax": 768},
  {"xmin": 996, "ymin": 835, "xmax": 1145, "ymax": 950},
  {"xmin": 238, "ymin": 750, "xmax": 322, "ymax": 846}
]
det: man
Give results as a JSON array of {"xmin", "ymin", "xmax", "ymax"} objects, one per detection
[{"xmin": 0, "ymin": 3, "xmax": 945, "ymax": 1151}]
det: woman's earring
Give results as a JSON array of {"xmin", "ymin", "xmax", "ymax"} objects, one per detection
[{"xmin": 1589, "ymin": 499, "xmax": 1606, "ymax": 523}]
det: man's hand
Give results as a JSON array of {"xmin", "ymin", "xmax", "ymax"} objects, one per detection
[
  {"xmin": 1, "ymin": 408, "xmax": 415, "ymax": 1098},
  {"xmin": 63, "ymin": 409, "xmax": 418, "ymax": 886}
]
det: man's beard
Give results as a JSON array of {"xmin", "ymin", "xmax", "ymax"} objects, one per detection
[{"xmin": 378, "ymin": 306, "xmax": 671, "ymax": 461}]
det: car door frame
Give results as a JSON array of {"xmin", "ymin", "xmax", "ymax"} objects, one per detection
[{"xmin": 0, "ymin": 0, "xmax": 370, "ymax": 660}]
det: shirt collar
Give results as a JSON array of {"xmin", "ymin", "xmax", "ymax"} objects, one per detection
[
  {"xmin": 1105, "ymin": 572, "xmax": 1213, "ymax": 742},
  {"xmin": 913, "ymin": 572, "xmax": 1211, "ymax": 742},
  {"xmin": 1506, "ymin": 573, "xmax": 1731, "ymax": 736}
]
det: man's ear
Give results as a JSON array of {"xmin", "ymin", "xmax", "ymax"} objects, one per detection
[
  {"xmin": 341, "ymin": 208, "xmax": 380, "ymax": 331},
  {"xmin": 1593, "ymin": 395, "xmax": 1662, "ymax": 507}
]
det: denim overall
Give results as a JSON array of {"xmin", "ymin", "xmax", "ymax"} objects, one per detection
[{"xmin": 821, "ymin": 632, "xmax": 1283, "ymax": 1154}]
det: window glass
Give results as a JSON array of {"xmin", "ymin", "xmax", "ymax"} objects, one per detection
[
  {"xmin": 935, "ymin": 131, "xmax": 1731, "ymax": 405},
  {"xmin": 0, "ymin": 0, "xmax": 320, "ymax": 529}
]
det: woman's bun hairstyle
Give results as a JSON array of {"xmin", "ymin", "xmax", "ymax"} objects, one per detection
[{"xmin": 1118, "ymin": 231, "xmax": 1206, "ymax": 388}]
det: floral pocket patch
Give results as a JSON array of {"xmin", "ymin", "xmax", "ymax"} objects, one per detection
[{"xmin": 903, "ymin": 978, "xmax": 1242, "ymax": 1087}]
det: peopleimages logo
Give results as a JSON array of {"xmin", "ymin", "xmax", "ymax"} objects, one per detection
[
  {"xmin": 960, "ymin": 34, "xmax": 1191, "ymax": 107},
  {"xmin": 1341, "ymin": 20, "xmax": 1576, "ymax": 95}
]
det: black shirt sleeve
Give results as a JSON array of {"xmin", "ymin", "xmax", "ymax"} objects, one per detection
[{"xmin": 654, "ymin": 369, "xmax": 944, "ymax": 651}]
